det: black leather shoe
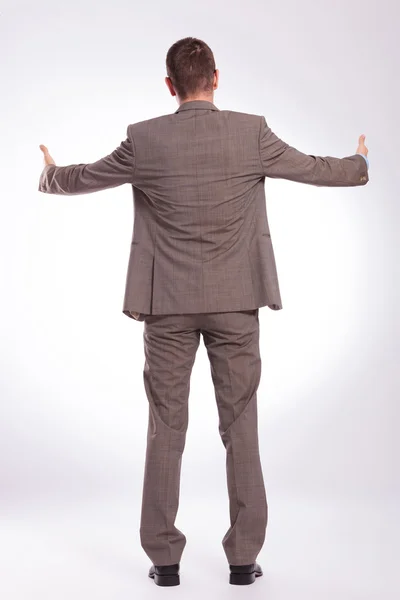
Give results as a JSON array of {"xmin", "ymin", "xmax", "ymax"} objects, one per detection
[
  {"xmin": 229, "ymin": 562, "xmax": 263, "ymax": 585},
  {"xmin": 148, "ymin": 563, "xmax": 180, "ymax": 586}
]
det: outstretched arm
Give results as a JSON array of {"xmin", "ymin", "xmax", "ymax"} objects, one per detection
[
  {"xmin": 259, "ymin": 116, "xmax": 369, "ymax": 187},
  {"xmin": 38, "ymin": 126, "xmax": 135, "ymax": 195}
]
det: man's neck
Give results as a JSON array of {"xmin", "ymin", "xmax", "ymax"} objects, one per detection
[{"xmin": 179, "ymin": 96, "xmax": 214, "ymax": 105}]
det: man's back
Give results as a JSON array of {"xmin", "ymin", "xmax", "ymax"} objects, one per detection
[{"xmin": 125, "ymin": 100, "xmax": 274, "ymax": 317}]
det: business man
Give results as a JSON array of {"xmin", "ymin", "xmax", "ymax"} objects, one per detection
[{"xmin": 38, "ymin": 37, "xmax": 369, "ymax": 587}]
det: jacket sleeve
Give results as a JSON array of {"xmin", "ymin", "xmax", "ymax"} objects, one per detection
[
  {"xmin": 38, "ymin": 126, "xmax": 135, "ymax": 195},
  {"xmin": 259, "ymin": 116, "xmax": 369, "ymax": 187}
]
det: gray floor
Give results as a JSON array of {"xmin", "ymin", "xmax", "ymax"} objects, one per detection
[{"xmin": 2, "ymin": 492, "xmax": 396, "ymax": 600}]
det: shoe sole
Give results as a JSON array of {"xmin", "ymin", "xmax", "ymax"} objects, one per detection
[
  {"xmin": 149, "ymin": 573, "xmax": 180, "ymax": 587},
  {"xmin": 229, "ymin": 570, "xmax": 263, "ymax": 585}
]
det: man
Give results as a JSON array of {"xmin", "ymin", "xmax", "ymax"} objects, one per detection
[{"xmin": 38, "ymin": 37, "xmax": 369, "ymax": 587}]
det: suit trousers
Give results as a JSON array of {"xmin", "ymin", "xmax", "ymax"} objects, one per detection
[{"xmin": 139, "ymin": 308, "xmax": 268, "ymax": 566}]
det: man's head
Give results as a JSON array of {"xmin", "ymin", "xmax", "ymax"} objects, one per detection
[{"xmin": 165, "ymin": 37, "xmax": 219, "ymax": 105}]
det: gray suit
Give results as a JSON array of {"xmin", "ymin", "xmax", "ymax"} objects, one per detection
[{"xmin": 38, "ymin": 100, "xmax": 369, "ymax": 566}]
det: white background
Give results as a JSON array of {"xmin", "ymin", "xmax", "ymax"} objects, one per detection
[{"xmin": 1, "ymin": 0, "xmax": 399, "ymax": 598}]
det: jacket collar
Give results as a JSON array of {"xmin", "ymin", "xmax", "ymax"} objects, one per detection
[{"xmin": 174, "ymin": 100, "xmax": 219, "ymax": 114}]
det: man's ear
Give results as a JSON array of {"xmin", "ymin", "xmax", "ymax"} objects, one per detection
[
  {"xmin": 165, "ymin": 76, "xmax": 176, "ymax": 97},
  {"xmin": 213, "ymin": 69, "xmax": 219, "ymax": 90}
]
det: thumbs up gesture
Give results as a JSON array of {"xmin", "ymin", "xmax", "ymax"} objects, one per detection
[
  {"xmin": 356, "ymin": 134, "xmax": 368, "ymax": 159},
  {"xmin": 39, "ymin": 144, "xmax": 56, "ymax": 166}
]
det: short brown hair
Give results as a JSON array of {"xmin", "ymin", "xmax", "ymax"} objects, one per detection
[{"xmin": 166, "ymin": 37, "xmax": 216, "ymax": 101}]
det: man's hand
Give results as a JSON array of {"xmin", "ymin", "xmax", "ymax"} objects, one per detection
[
  {"xmin": 356, "ymin": 134, "xmax": 368, "ymax": 159},
  {"xmin": 39, "ymin": 144, "xmax": 56, "ymax": 166}
]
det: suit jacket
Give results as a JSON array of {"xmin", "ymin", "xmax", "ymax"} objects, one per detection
[{"xmin": 38, "ymin": 100, "xmax": 369, "ymax": 320}]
